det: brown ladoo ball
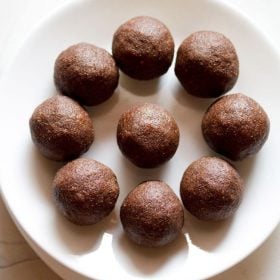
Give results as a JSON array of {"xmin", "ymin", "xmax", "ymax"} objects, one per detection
[
  {"xmin": 29, "ymin": 95, "xmax": 94, "ymax": 161},
  {"xmin": 120, "ymin": 181, "xmax": 184, "ymax": 247},
  {"xmin": 202, "ymin": 93, "xmax": 270, "ymax": 160},
  {"xmin": 180, "ymin": 157, "xmax": 244, "ymax": 221},
  {"xmin": 117, "ymin": 103, "xmax": 179, "ymax": 168},
  {"xmin": 112, "ymin": 16, "xmax": 174, "ymax": 80},
  {"xmin": 54, "ymin": 43, "xmax": 119, "ymax": 106},
  {"xmin": 175, "ymin": 31, "xmax": 239, "ymax": 98},
  {"xmin": 53, "ymin": 158, "xmax": 119, "ymax": 225}
]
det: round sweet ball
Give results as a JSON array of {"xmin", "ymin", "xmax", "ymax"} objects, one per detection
[
  {"xmin": 202, "ymin": 93, "xmax": 270, "ymax": 160},
  {"xmin": 120, "ymin": 180, "xmax": 184, "ymax": 247},
  {"xmin": 112, "ymin": 16, "xmax": 174, "ymax": 80},
  {"xmin": 117, "ymin": 103, "xmax": 179, "ymax": 168},
  {"xmin": 29, "ymin": 95, "xmax": 94, "ymax": 161},
  {"xmin": 180, "ymin": 157, "xmax": 244, "ymax": 221},
  {"xmin": 54, "ymin": 43, "xmax": 119, "ymax": 106},
  {"xmin": 53, "ymin": 158, "xmax": 119, "ymax": 225},
  {"xmin": 175, "ymin": 31, "xmax": 239, "ymax": 98}
]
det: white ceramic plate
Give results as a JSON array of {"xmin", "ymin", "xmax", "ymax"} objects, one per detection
[{"xmin": 1, "ymin": 0, "xmax": 280, "ymax": 279}]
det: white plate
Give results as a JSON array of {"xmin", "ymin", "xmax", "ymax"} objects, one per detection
[{"xmin": 1, "ymin": 0, "xmax": 280, "ymax": 279}]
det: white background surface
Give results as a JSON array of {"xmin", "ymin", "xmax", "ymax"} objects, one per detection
[{"xmin": 0, "ymin": 0, "xmax": 279, "ymax": 279}]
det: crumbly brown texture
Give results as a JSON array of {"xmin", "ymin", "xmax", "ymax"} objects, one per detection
[
  {"xmin": 112, "ymin": 16, "xmax": 174, "ymax": 80},
  {"xmin": 120, "ymin": 180, "xmax": 184, "ymax": 247},
  {"xmin": 180, "ymin": 156, "xmax": 244, "ymax": 221},
  {"xmin": 54, "ymin": 43, "xmax": 119, "ymax": 106},
  {"xmin": 202, "ymin": 93, "xmax": 270, "ymax": 160},
  {"xmin": 175, "ymin": 31, "xmax": 239, "ymax": 98},
  {"xmin": 117, "ymin": 103, "xmax": 179, "ymax": 168},
  {"xmin": 29, "ymin": 95, "xmax": 94, "ymax": 161},
  {"xmin": 53, "ymin": 158, "xmax": 119, "ymax": 225}
]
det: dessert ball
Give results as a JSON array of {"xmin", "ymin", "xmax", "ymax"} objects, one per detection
[
  {"xmin": 53, "ymin": 158, "xmax": 119, "ymax": 225},
  {"xmin": 112, "ymin": 16, "xmax": 174, "ymax": 80},
  {"xmin": 30, "ymin": 95, "xmax": 94, "ymax": 161},
  {"xmin": 202, "ymin": 93, "xmax": 270, "ymax": 160},
  {"xmin": 175, "ymin": 31, "xmax": 239, "ymax": 98},
  {"xmin": 120, "ymin": 180, "xmax": 184, "ymax": 247},
  {"xmin": 117, "ymin": 103, "xmax": 179, "ymax": 168},
  {"xmin": 180, "ymin": 157, "xmax": 244, "ymax": 221},
  {"xmin": 54, "ymin": 43, "xmax": 119, "ymax": 106}
]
